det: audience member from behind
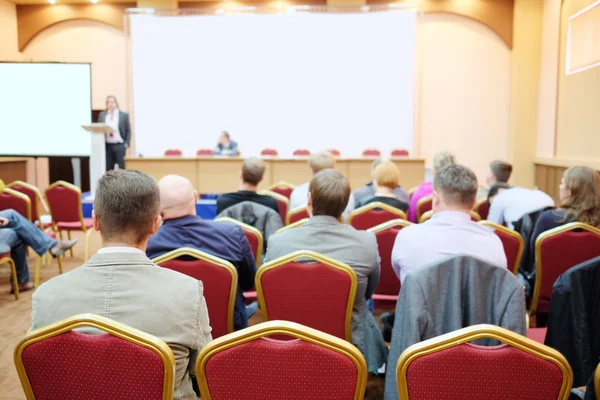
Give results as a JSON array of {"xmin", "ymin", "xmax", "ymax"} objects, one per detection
[
  {"xmin": 487, "ymin": 183, "xmax": 555, "ymax": 230},
  {"xmin": 147, "ymin": 175, "xmax": 258, "ymax": 330},
  {"xmin": 393, "ymin": 164, "xmax": 507, "ymax": 283},
  {"xmin": 30, "ymin": 170, "xmax": 212, "ymax": 400},
  {"xmin": 353, "ymin": 158, "xmax": 409, "ymax": 207},
  {"xmin": 264, "ymin": 169, "xmax": 387, "ymax": 373},
  {"xmin": 356, "ymin": 160, "xmax": 409, "ymax": 212},
  {"xmin": 213, "ymin": 130, "xmax": 239, "ymax": 156},
  {"xmin": 477, "ymin": 160, "xmax": 513, "ymax": 201},
  {"xmin": 407, "ymin": 151, "xmax": 456, "ymax": 222},
  {"xmin": 289, "ymin": 151, "xmax": 355, "ymax": 220},
  {"xmin": 217, "ymin": 157, "xmax": 282, "ymax": 245},
  {"xmin": 530, "ymin": 167, "xmax": 600, "ymax": 252}
]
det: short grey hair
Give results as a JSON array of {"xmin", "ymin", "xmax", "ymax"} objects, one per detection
[
  {"xmin": 433, "ymin": 151, "xmax": 456, "ymax": 173},
  {"xmin": 371, "ymin": 158, "xmax": 382, "ymax": 170},
  {"xmin": 433, "ymin": 164, "xmax": 478, "ymax": 207},
  {"xmin": 94, "ymin": 170, "xmax": 160, "ymax": 243},
  {"xmin": 308, "ymin": 151, "xmax": 335, "ymax": 174},
  {"xmin": 242, "ymin": 157, "xmax": 266, "ymax": 185}
]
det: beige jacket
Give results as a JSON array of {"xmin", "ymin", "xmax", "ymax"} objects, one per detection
[{"xmin": 30, "ymin": 250, "xmax": 212, "ymax": 400}]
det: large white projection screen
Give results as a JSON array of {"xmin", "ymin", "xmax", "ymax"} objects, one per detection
[
  {"xmin": 0, "ymin": 63, "xmax": 92, "ymax": 157},
  {"xmin": 129, "ymin": 11, "xmax": 416, "ymax": 157}
]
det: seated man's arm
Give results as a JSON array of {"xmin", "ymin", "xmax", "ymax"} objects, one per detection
[
  {"xmin": 487, "ymin": 199, "xmax": 505, "ymax": 226},
  {"xmin": 365, "ymin": 233, "xmax": 381, "ymax": 299},
  {"xmin": 193, "ymin": 281, "xmax": 213, "ymax": 349},
  {"xmin": 391, "ymin": 230, "xmax": 407, "ymax": 280},
  {"xmin": 236, "ymin": 228, "xmax": 257, "ymax": 291}
]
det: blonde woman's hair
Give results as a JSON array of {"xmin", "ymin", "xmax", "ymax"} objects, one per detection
[
  {"xmin": 373, "ymin": 161, "xmax": 400, "ymax": 189},
  {"xmin": 561, "ymin": 166, "xmax": 600, "ymax": 228},
  {"xmin": 308, "ymin": 151, "xmax": 335, "ymax": 174},
  {"xmin": 433, "ymin": 151, "xmax": 456, "ymax": 173}
]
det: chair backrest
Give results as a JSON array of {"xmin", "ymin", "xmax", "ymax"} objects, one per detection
[
  {"xmin": 286, "ymin": 206, "xmax": 310, "ymax": 225},
  {"xmin": 0, "ymin": 188, "xmax": 31, "ymax": 221},
  {"xmin": 361, "ymin": 148, "xmax": 381, "ymax": 157},
  {"xmin": 196, "ymin": 148, "xmax": 213, "ymax": 156},
  {"xmin": 390, "ymin": 148, "xmax": 409, "ymax": 157},
  {"xmin": 475, "ymin": 198, "xmax": 490, "ymax": 220},
  {"xmin": 292, "ymin": 149, "xmax": 311, "ymax": 157},
  {"xmin": 259, "ymin": 190, "xmax": 289, "ymax": 224},
  {"xmin": 7, "ymin": 181, "xmax": 46, "ymax": 223},
  {"xmin": 531, "ymin": 222, "xmax": 600, "ymax": 315},
  {"xmin": 44, "ymin": 181, "xmax": 83, "ymax": 224},
  {"xmin": 268, "ymin": 181, "xmax": 295, "ymax": 200},
  {"xmin": 595, "ymin": 363, "xmax": 600, "ymax": 400},
  {"xmin": 275, "ymin": 218, "xmax": 309, "ymax": 234},
  {"xmin": 397, "ymin": 324, "xmax": 572, "ymax": 400},
  {"xmin": 368, "ymin": 220, "xmax": 413, "ymax": 296},
  {"xmin": 256, "ymin": 250, "xmax": 357, "ymax": 341},
  {"xmin": 416, "ymin": 195, "xmax": 433, "ymax": 222},
  {"xmin": 152, "ymin": 248, "xmax": 237, "ymax": 339},
  {"xmin": 328, "ymin": 149, "xmax": 341, "ymax": 157},
  {"xmin": 164, "ymin": 149, "xmax": 183, "ymax": 157},
  {"xmin": 479, "ymin": 221, "xmax": 524, "ymax": 275},
  {"xmin": 348, "ymin": 202, "xmax": 407, "ymax": 230},
  {"xmin": 216, "ymin": 217, "xmax": 264, "ymax": 266},
  {"xmin": 15, "ymin": 314, "xmax": 175, "ymax": 400},
  {"xmin": 260, "ymin": 148, "xmax": 278, "ymax": 157},
  {"xmin": 196, "ymin": 321, "xmax": 367, "ymax": 400},
  {"xmin": 407, "ymin": 186, "xmax": 417, "ymax": 200},
  {"xmin": 419, "ymin": 210, "xmax": 481, "ymax": 224}
]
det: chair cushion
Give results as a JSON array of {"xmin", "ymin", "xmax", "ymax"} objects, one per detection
[
  {"xmin": 0, "ymin": 250, "xmax": 11, "ymax": 258},
  {"xmin": 527, "ymin": 328, "xmax": 547, "ymax": 344},
  {"xmin": 44, "ymin": 231, "xmax": 57, "ymax": 239},
  {"xmin": 56, "ymin": 218, "xmax": 94, "ymax": 231}
]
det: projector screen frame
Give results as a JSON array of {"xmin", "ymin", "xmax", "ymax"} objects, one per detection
[{"xmin": 0, "ymin": 61, "xmax": 93, "ymax": 158}]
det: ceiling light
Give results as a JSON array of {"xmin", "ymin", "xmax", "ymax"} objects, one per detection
[
  {"xmin": 48, "ymin": 0, "xmax": 56, "ymax": 4},
  {"xmin": 90, "ymin": 0, "xmax": 98, "ymax": 4}
]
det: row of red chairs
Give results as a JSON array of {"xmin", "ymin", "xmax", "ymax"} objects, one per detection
[{"xmin": 164, "ymin": 148, "xmax": 411, "ymax": 157}]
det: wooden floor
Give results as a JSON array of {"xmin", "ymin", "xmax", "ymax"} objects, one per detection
[{"xmin": 0, "ymin": 231, "xmax": 387, "ymax": 399}]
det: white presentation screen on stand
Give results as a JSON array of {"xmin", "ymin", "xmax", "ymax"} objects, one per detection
[
  {"xmin": 0, "ymin": 63, "xmax": 92, "ymax": 157},
  {"xmin": 129, "ymin": 11, "xmax": 416, "ymax": 157}
]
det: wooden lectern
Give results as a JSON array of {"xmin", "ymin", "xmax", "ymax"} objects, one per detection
[{"xmin": 81, "ymin": 123, "xmax": 111, "ymax": 195}]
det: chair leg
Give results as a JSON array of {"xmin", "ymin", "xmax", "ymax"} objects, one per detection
[
  {"xmin": 5, "ymin": 259, "xmax": 20, "ymax": 300},
  {"xmin": 35, "ymin": 256, "xmax": 42, "ymax": 288},
  {"xmin": 57, "ymin": 255, "xmax": 63, "ymax": 275},
  {"xmin": 84, "ymin": 230, "xmax": 93, "ymax": 262},
  {"xmin": 67, "ymin": 231, "xmax": 74, "ymax": 257}
]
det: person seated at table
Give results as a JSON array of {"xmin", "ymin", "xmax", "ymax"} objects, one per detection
[
  {"xmin": 407, "ymin": 151, "xmax": 456, "ymax": 222},
  {"xmin": 487, "ymin": 183, "xmax": 555, "ymax": 230},
  {"xmin": 356, "ymin": 160, "xmax": 409, "ymax": 212},
  {"xmin": 476, "ymin": 160, "xmax": 513, "ymax": 201},
  {"xmin": 147, "ymin": 175, "xmax": 258, "ymax": 329},
  {"xmin": 217, "ymin": 157, "xmax": 282, "ymax": 245},
  {"xmin": 0, "ymin": 209, "xmax": 77, "ymax": 293},
  {"xmin": 289, "ymin": 150, "xmax": 355, "ymax": 220},
  {"xmin": 212, "ymin": 131, "xmax": 239, "ymax": 156},
  {"xmin": 264, "ymin": 169, "xmax": 387, "ymax": 373},
  {"xmin": 353, "ymin": 158, "xmax": 409, "ymax": 208},
  {"xmin": 30, "ymin": 170, "xmax": 212, "ymax": 400}
]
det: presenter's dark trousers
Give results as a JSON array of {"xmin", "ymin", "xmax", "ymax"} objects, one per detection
[{"xmin": 106, "ymin": 143, "xmax": 126, "ymax": 171}]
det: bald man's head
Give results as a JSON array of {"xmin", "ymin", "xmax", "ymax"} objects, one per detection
[{"xmin": 157, "ymin": 175, "xmax": 198, "ymax": 220}]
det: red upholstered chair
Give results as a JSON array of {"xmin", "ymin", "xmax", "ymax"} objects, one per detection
[
  {"xmin": 260, "ymin": 148, "xmax": 279, "ymax": 157},
  {"xmin": 152, "ymin": 248, "xmax": 237, "ymax": 339},
  {"xmin": 196, "ymin": 148, "xmax": 213, "ymax": 156},
  {"xmin": 595, "ymin": 364, "xmax": 600, "ymax": 399},
  {"xmin": 275, "ymin": 218, "xmax": 309, "ymax": 234},
  {"xmin": 45, "ymin": 181, "xmax": 94, "ymax": 261},
  {"xmin": 390, "ymin": 148, "xmax": 409, "ymax": 157},
  {"xmin": 416, "ymin": 194, "xmax": 433, "ymax": 222},
  {"xmin": 0, "ymin": 188, "xmax": 63, "ymax": 286},
  {"xmin": 475, "ymin": 198, "xmax": 490, "ymax": 220},
  {"xmin": 292, "ymin": 149, "xmax": 311, "ymax": 157},
  {"xmin": 407, "ymin": 186, "xmax": 418, "ymax": 200},
  {"xmin": 256, "ymin": 250, "xmax": 357, "ymax": 341},
  {"xmin": 419, "ymin": 210, "xmax": 481, "ymax": 224},
  {"xmin": 259, "ymin": 190, "xmax": 289, "ymax": 225},
  {"xmin": 7, "ymin": 181, "xmax": 49, "ymax": 228},
  {"xmin": 196, "ymin": 320, "xmax": 367, "ymax": 400},
  {"xmin": 328, "ymin": 149, "xmax": 341, "ymax": 157},
  {"xmin": 216, "ymin": 217, "xmax": 264, "ymax": 266},
  {"xmin": 478, "ymin": 221, "xmax": 523, "ymax": 275},
  {"xmin": 361, "ymin": 148, "xmax": 381, "ymax": 157},
  {"xmin": 348, "ymin": 202, "xmax": 407, "ymax": 231},
  {"xmin": 286, "ymin": 206, "xmax": 310, "ymax": 225},
  {"xmin": 530, "ymin": 222, "xmax": 600, "ymax": 316},
  {"xmin": 396, "ymin": 324, "xmax": 572, "ymax": 400},
  {"xmin": 527, "ymin": 327, "xmax": 547, "ymax": 344},
  {"xmin": 164, "ymin": 149, "xmax": 183, "ymax": 157},
  {"xmin": 267, "ymin": 182, "xmax": 295, "ymax": 201},
  {"xmin": 368, "ymin": 220, "xmax": 413, "ymax": 304},
  {"xmin": 14, "ymin": 314, "xmax": 175, "ymax": 400},
  {"xmin": 0, "ymin": 251, "xmax": 19, "ymax": 300}
]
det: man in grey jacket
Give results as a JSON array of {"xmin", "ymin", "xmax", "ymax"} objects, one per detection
[
  {"xmin": 30, "ymin": 170, "xmax": 212, "ymax": 400},
  {"xmin": 264, "ymin": 169, "xmax": 388, "ymax": 373}
]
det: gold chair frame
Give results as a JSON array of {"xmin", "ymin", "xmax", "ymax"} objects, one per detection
[
  {"xmin": 0, "ymin": 255, "xmax": 19, "ymax": 300},
  {"xmin": 216, "ymin": 217, "xmax": 264, "ymax": 266},
  {"xmin": 258, "ymin": 189, "xmax": 291, "ymax": 226},
  {"xmin": 419, "ymin": 210, "xmax": 481, "ymax": 224},
  {"xmin": 595, "ymin": 361, "xmax": 600, "ymax": 399},
  {"xmin": 7, "ymin": 180, "xmax": 49, "ymax": 225},
  {"xmin": 275, "ymin": 218, "xmax": 309, "ymax": 234},
  {"xmin": 474, "ymin": 198, "xmax": 489, "ymax": 217},
  {"xmin": 367, "ymin": 219, "xmax": 414, "ymax": 234},
  {"xmin": 256, "ymin": 250, "xmax": 357, "ymax": 342},
  {"xmin": 44, "ymin": 180, "xmax": 94, "ymax": 261},
  {"xmin": 478, "ymin": 220, "xmax": 524, "ymax": 275},
  {"xmin": 195, "ymin": 320, "xmax": 367, "ymax": 400},
  {"xmin": 530, "ymin": 222, "xmax": 600, "ymax": 315},
  {"xmin": 268, "ymin": 181, "xmax": 296, "ymax": 193},
  {"xmin": 415, "ymin": 194, "xmax": 433, "ymax": 222},
  {"xmin": 348, "ymin": 201, "xmax": 407, "ymax": 227},
  {"xmin": 396, "ymin": 324, "xmax": 573, "ymax": 400},
  {"xmin": 14, "ymin": 313, "xmax": 176, "ymax": 400},
  {"xmin": 152, "ymin": 247, "xmax": 238, "ymax": 335}
]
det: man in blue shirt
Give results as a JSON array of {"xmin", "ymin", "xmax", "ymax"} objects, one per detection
[
  {"xmin": 212, "ymin": 131, "xmax": 240, "ymax": 156},
  {"xmin": 147, "ymin": 174, "xmax": 257, "ymax": 330}
]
